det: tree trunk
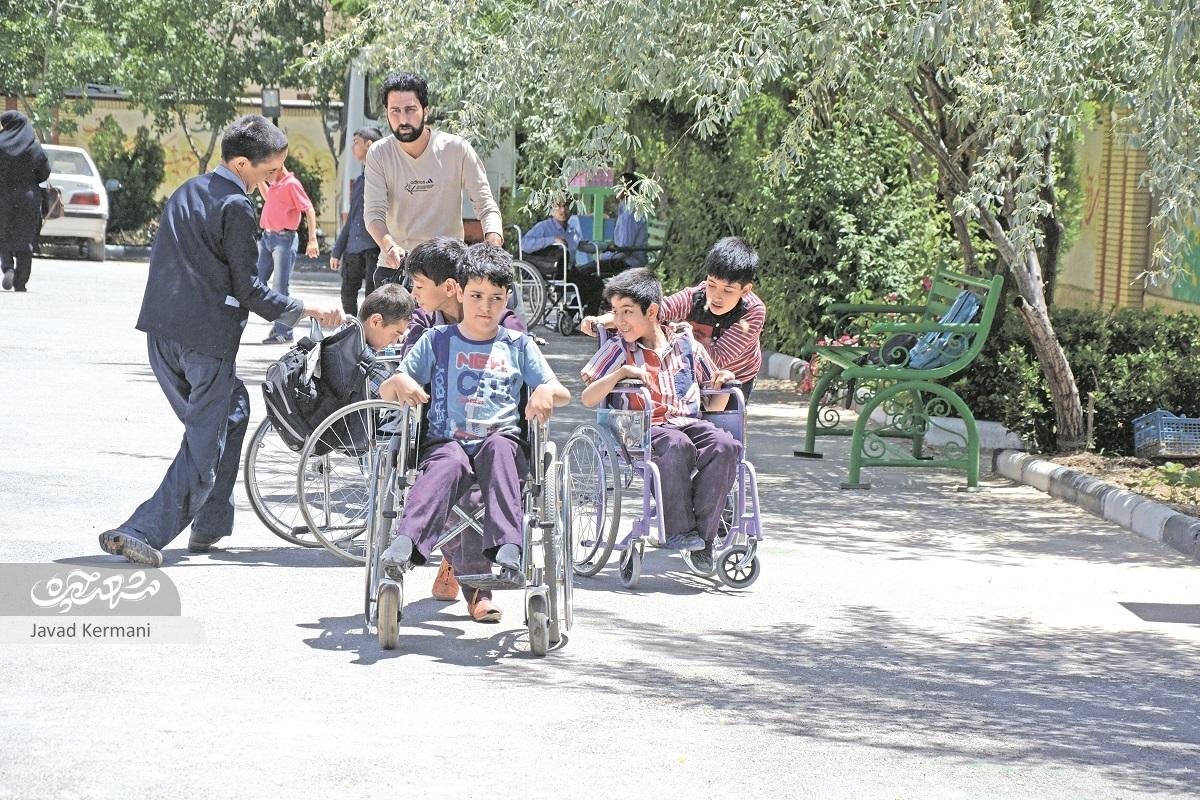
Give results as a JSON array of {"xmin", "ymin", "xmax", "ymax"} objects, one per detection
[
  {"xmin": 1037, "ymin": 191, "xmax": 1063, "ymax": 307},
  {"xmin": 887, "ymin": 104, "xmax": 1085, "ymax": 451},
  {"xmin": 983, "ymin": 215, "xmax": 1086, "ymax": 451},
  {"xmin": 944, "ymin": 191, "xmax": 980, "ymax": 275}
]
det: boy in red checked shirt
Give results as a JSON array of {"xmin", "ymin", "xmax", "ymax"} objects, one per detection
[
  {"xmin": 583, "ymin": 236, "xmax": 765, "ymax": 401},
  {"xmin": 580, "ymin": 268, "xmax": 740, "ymax": 574}
]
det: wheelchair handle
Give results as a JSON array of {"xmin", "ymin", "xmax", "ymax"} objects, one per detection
[
  {"xmin": 509, "ymin": 223, "xmax": 523, "ymax": 258},
  {"xmin": 552, "ymin": 241, "xmax": 570, "ymax": 283},
  {"xmin": 530, "ymin": 419, "xmax": 548, "ymax": 485}
]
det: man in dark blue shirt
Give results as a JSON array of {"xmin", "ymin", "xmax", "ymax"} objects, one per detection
[
  {"xmin": 99, "ymin": 115, "xmax": 343, "ymax": 567},
  {"xmin": 330, "ymin": 126, "xmax": 384, "ymax": 316}
]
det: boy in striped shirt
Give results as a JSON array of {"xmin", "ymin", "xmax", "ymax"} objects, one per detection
[
  {"xmin": 580, "ymin": 268, "xmax": 740, "ymax": 574},
  {"xmin": 582, "ymin": 236, "xmax": 765, "ymax": 401}
]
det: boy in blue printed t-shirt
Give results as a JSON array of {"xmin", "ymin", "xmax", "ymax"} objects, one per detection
[
  {"xmin": 397, "ymin": 235, "xmax": 528, "ymax": 617},
  {"xmin": 377, "ymin": 244, "xmax": 570, "ymax": 615}
]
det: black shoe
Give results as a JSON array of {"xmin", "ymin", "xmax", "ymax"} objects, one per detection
[
  {"xmin": 98, "ymin": 530, "xmax": 163, "ymax": 568},
  {"xmin": 494, "ymin": 543, "xmax": 522, "ymax": 571},
  {"xmin": 188, "ymin": 534, "xmax": 221, "ymax": 553},
  {"xmin": 1, "ymin": 270, "xmax": 12, "ymax": 290},
  {"xmin": 690, "ymin": 541, "xmax": 715, "ymax": 573},
  {"xmin": 381, "ymin": 535, "xmax": 415, "ymax": 580}
]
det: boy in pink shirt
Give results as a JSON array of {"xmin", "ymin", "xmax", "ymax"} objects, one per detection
[{"xmin": 257, "ymin": 165, "xmax": 319, "ymax": 344}]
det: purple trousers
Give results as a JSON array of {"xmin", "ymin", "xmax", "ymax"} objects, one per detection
[
  {"xmin": 398, "ymin": 432, "xmax": 528, "ymax": 566},
  {"xmin": 650, "ymin": 419, "xmax": 741, "ymax": 542}
]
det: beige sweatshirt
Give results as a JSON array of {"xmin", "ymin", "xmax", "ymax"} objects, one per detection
[{"xmin": 363, "ymin": 129, "xmax": 502, "ymax": 263}]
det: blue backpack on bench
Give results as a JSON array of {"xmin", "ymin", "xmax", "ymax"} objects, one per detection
[{"xmin": 907, "ymin": 290, "xmax": 981, "ymax": 370}]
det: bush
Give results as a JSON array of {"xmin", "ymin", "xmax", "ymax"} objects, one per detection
[
  {"xmin": 951, "ymin": 306, "xmax": 1200, "ymax": 454},
  {"xmin": 90, "ymin": 116, "xmax": 165, "ymax": 237},
  {"xmin": 625, "ymin": 93, "xmax": 958, "ymax": 356}
]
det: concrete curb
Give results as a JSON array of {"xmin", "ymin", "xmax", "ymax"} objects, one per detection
[
  {"xmin": 994, "ymin": 449, "xmax": 1200, "ymax": 562},
  {"xmin": 760, "ymin": 349, "xmax": 809, "ymax": 383}
]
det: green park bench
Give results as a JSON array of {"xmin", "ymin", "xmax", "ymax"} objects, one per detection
[{"xmin": 793, "ymin": 268, "xmax": 1004, "ymax": 489}]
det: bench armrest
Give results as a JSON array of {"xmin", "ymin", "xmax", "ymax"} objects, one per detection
[{"xmin": 827, "ymin": 303, "xmax": 926, "ymax": 315}]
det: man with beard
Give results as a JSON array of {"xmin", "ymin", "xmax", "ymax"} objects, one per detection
[{"xmin": 363, "ymin": 72, "xmax": 503, "ymax": 285}]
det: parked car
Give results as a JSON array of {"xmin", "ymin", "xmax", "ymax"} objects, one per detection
[{"xmin": 39, "ymin": 145, "xmax": 120, "ymax": 262}]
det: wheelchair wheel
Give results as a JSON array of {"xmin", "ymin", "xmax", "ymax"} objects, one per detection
[
  {"xmin": 298, "ymin": 400, "xmax": 409, "ymax": 565},
  {"xmin": 540, "ymin": 443, "xmax": 570, "ymax": 644},
  {"xmin": 363, "ymin": 452, "xmax": 397, "ymax": 624},
  {"xmin": 513, "ymin": 260, "xmax": 548, "ymax": 328},
  {"xmin": 377, "ymin": 581, "xmax": 402, "ymax": 650},
  {"xmin": 527, "ymin": 594, "xmax": 549, "ymax": 657},
  {"xmin": 243, "ymin": 419, "xmax": 323, "ymax": 547},
  {"xmin": 619, "ymin": 540, "xmax": 642, "ymax": 589},
  {"xmin": 561, "ymin": 425, "xmax": 622, "ymax": 577},
  {"xmin": 557, "ymin": 308, "xmax": 580, "ymax": 337},
  {"xmin": 715, "ymin": 490, "xmax": 737, "ymax": 550},
  {"xmin": 716, "ymin": 544, "xmax": 760, "ymax": 589}
]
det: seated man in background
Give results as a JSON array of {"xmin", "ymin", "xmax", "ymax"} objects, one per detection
[{"xmin": 520, "ymin": 193, "xmax": 581, "ymax": 279}]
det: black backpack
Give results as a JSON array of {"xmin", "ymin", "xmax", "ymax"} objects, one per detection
[{"xmin": 261, "ymin": 319, "xmax": 387, "ymax": 454}]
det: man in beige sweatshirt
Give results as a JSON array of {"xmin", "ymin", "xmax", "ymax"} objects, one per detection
[{"xmin": 363, "ymin": 71, "xmax": 503, "ymax": 280}]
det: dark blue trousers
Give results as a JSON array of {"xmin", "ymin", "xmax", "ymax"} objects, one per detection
[{"xmin": 117, "ymin": 335, "xmax": 250, "ymax": 549}]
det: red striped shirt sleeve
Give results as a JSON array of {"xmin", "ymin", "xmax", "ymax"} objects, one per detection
[{"xmin": 658, "ymin": 285, "xmax": 695, "ymax": 323}]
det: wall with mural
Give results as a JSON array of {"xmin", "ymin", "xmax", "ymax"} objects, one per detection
[{"xmin": 55, "ymin": 98, "xmax": 341, "ymax": 234}]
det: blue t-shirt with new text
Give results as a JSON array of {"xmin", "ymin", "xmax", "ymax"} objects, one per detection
[{"xmin": 399, "ymin": 324, "xmax": 556, "ymax": 451}]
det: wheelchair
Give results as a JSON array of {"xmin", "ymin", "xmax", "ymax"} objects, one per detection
[
  {"xmin": 243, "ymin": 318, "xmax": 396, "ymax": 559},
  {"xmin": 509, "ymin": 224, "xmax": 593, "ymax": 337},
  {"xmin": 240, "ymin": 316, "xmax": 379, "ymax": 554},
  {"xmin": 304, "ymin": 396, "xmax": 573, "ymax": 655},
  {"xmin": 503, "ymin": 226, "xmax": 549, "ymax": 330},
  {"xmin": 560, "ymin": 338, "xmax": 763, "ymax": 590}
]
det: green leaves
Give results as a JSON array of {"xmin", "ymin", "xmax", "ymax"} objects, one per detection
[{"xmin": 0, "ymin": 0, "xmax": 116, "ymax": 137}]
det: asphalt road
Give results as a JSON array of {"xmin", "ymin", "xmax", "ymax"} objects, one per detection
[{"xmin": 1, "ymin": 257, "xmax": 1198, "ymax": 799}]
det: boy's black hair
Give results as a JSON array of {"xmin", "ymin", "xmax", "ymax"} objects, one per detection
[
  {"xmin": 406, "ymin": 236, "xmax": 467, "ymax": 286},
  {"xmin": 456, "ymin": 243, "xmax": 513, "ymax": 290},
  {"xmin": 354, "ymin": 126, "xmax": 384, "ymax": 143},
  {"xmin": 359, "ymin": 283, "xmax": 417, "ymax": 325},
  {"xmin": 379, "ymin": 72, "xmax": 429, "ymax": 110},
  {"xmin": 617, "ymin": 171, "xmax": 639, "ymax": 190},
  {"xmin": 603, "ymin": 267, "xmax": 662, "ymax": 313},
  {"xmin": 704, "ymin": 236, "xmax": 759, "ymax": 286},
  {"xmin": 221, "ymin": 115, "xmax": 289, "ymax": 165}
]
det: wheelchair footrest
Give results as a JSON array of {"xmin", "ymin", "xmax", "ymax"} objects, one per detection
[{"xmin": 456, "ymin": 570, "xmax": 527, "ymax": 591}]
